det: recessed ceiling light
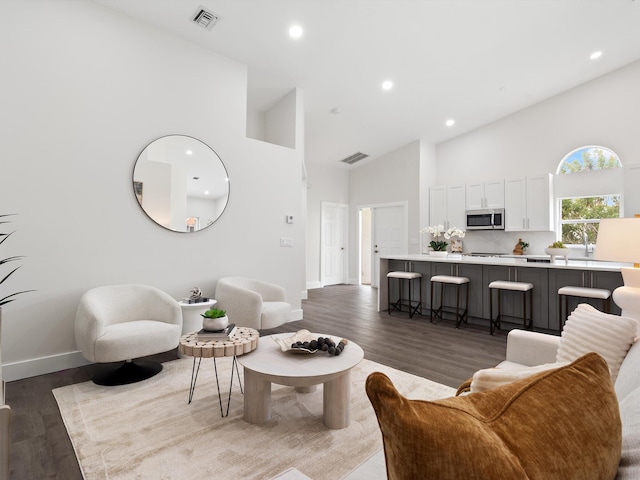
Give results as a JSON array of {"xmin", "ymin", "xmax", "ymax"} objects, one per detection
[
  {"xmin": 186, "ymin": 150, "xmax": 193, "ymax": 155},
  {"xmin": 382, "ymin": 80, "xmax": 393, "ymax": 91},
  {"xmin": 445, "ymin": 119, "xmax": 455, "ymax": 127},
  {"xmin": 204, "ymin": 190, "xmax": 210, "ymax": 195},
  {"xmin": 590, "ymin": 51, "xmax": 602, "ymax": 60},
  {"xmin": 289, "ymin": 25, "xmax": 303, "ymax": 39}
]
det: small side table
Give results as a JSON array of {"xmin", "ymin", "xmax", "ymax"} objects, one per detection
[
  {"xmin": 178, "ymin": 299, "xmax": 218, "ymax": 335},
  {"xmin": 179, "ymin": 327, "xmax": 259, "ymax": 417}
]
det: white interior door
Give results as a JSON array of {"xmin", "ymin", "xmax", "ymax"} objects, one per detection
[
  {"xmin": 371, "ymin": 204, "xmax": 407, "ymax": 288},
  {"xmin": 321, "ymin": 202, "xmax": 348, "ymax": 286}
]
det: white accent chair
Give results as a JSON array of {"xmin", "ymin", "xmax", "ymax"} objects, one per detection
[
  {"xmin": 215, "ymin": 277, "xmax": 291, "ymax": 330},
  {"xmin": 75, "ymin": 284, "xmax": 182, "ymax": 385}
]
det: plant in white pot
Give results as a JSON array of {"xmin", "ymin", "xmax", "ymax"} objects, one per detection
[
  {"xmin": 421, "ymin": 225, "xmax": 465, "ymax": 257},
  {"xmin": 200, "ymin": 307, "xmax": 229, "ymax": 332}
]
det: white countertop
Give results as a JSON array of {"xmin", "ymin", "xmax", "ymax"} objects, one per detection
[{"xmin": 381, "ymin": 253, "xmax": 632, "ymax": 272}]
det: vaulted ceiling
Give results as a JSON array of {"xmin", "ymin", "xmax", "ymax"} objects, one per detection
[{"xmin": 96, "ymin": 0, "xmax": 640, "ymax": 166}]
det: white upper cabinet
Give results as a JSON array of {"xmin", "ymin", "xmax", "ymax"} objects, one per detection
[
  {"xmin": 505, "ymin": 174, "xmax": 553, "ymax": 231},
  {"xmin": 430, "ymin": 184, "xmax": 466, "ymax": 230},
  {"xmin": 466, "ymin": 180, "xmax": 505, "ymax": 210}
]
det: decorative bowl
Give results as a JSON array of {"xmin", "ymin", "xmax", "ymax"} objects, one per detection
[
  {"xmin": 545, "ymin": 247, "xmax": 569, "ymax": 262},
  {"xmin": 429, "ymin": 251, "xmax": 448, "ymax": 258}
]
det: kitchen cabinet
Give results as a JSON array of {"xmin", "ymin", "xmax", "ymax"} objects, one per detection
[
  {"xmin": 547, "ymin": 269, "xmax": 623, "ymax": 329},
  {"xmin": 504, "ymin": 174, "xmax": 553, "ymax": 231},
  {"xmin": 482, "ymin": 264, "xmax": 549, "ymax": 330},
  {"xmin": 430, "ymin": 262, "xmax": 484, "ymax": 320},
  {"xmin": 466, "ymin": 180, "xmax": 504, "ymax": 210},
  {"xmin": 429, "ymin": 184, "xmax": 466, "ymax": 230}
]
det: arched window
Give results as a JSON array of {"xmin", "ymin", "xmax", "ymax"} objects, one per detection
[
  {"xmin": 556, "ymin": 146, "xmax": 622, "ymax": 246},
  {"xmin": 557, "ymin": 146, "xmax": 621, "ymax": 174}
]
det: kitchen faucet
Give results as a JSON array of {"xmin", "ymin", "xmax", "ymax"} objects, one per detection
[{"xmin": 584, "ymin": 232, "xmax": 589, "ymax": 256}]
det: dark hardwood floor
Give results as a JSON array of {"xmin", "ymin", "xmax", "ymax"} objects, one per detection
[{"xmin": 6, "ymin": 284, "xmax": 507, "ymax": 479}]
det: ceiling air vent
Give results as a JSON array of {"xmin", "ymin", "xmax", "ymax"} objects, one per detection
[
  {"xmin": 340, "ymin": 152, "xmax": 369, "ymax": 165},
  {"xmin": 191, "ymin": 7, "xmax": 220, "ymax": 30}
]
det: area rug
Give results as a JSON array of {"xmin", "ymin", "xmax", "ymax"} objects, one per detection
[{"xmin": 53, "ymin": 357, "xmax": 455, "ymax": 480}]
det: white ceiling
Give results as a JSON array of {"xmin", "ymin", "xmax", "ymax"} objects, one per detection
[{"xmin": 95, "ymin": 0, "xmax": 640, "ymax": 167}]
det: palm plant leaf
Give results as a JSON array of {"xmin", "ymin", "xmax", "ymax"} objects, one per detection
[
  {"xmin": 0, "ymin": 290, "xmax": 35, "ymax": 306},
  {"xmin": 0, "ymin": 231, "xmax": 15, "ymax": 246}
]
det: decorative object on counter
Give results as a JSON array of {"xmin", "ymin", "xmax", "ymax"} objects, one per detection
[
  {"xmin": 420, "ymin": 224, "xmax": 465, "ymax": 255},
  {"xmin": 546, "ymin": 241, "xmax": 569, "ymax": 263},
  {"xmin": 594, "ymin": 216, "xmax": 640, "ymax": 322},
  {"xmin": 513, "ymin": 239, "xmax": 529, "ymax": 255},
  {"xmin": 200, "ymin": 307, "xmax": 229, "ymax": 331},
  {"xmin": 451, "ymin": 238, "xmax": 463, "ymax": 253}
]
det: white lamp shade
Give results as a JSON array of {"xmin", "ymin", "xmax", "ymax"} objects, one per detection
[
  {"xmin": 595, "ymin": 217, "xmax": 640, "ymax": 322},
  {"xmin": 594, "ymin": 218, "xmax": 640, "ymax": 265}
]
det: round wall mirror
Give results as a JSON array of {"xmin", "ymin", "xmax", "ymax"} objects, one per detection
[{"xmin": 132, "ymin": 135, "xmax": 230, "ymax": 232}]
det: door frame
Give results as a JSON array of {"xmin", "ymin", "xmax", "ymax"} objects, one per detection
[
  {"xmin": 357, "ymin": 201, "xmax": 408, "ymax": 287},
  {"xmin": 320, "ymin": 201, "xmax": 349, "ymax": 286}
]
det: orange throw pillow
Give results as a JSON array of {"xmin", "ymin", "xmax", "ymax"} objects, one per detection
[{"xmin": 366, "ymin": 353, "xmax": 621, "ymax": 480}]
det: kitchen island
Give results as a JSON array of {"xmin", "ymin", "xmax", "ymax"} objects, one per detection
[{"xmin": 380, "ymin": 254, "xmax": 631, "ymax": 332}]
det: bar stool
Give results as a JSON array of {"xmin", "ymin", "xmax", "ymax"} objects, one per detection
[
  {"xmin": 387, "ymin": 271, "xmax": 423, "ymax": 318},
  {"xmin": 489, "ymin": 280, "xmax": 533, "ymax": 335},
  {"xmin": 430, "ymin": 275, "xmax": 470, "ymax": 328},
  {"xmin": 557, "ymin": 286, "xmax": 611, "ymax": 331}
]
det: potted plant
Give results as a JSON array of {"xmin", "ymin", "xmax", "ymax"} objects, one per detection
[
  {"xmin": 200, "ymin": 307, "xmax": 229, "ymax": 331},
  {"xmin": 421, "ymin": 225, "xmax": 465, "ymax": 257},
  {"xmin": 1, "ymin": 215, "xmax": 33, "ymax": 308}
]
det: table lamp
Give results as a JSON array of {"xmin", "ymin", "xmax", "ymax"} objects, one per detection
[{"xmin": 594, "ymin": 216, "xmax": 640, "ymax": 321}]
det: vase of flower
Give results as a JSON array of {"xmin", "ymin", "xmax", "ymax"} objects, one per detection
[{"xmin": 420, "ymin": 224, "xmax": 466, "ymax": 256}]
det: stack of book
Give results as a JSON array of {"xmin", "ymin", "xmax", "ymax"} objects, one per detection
[{"xmin": 196, "ymin": 323, "xmax": 237, "ymax": 342}]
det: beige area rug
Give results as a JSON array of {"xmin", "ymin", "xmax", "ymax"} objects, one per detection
[{"xmin": 53, "ymin": 357, "xmax": 455, "ymax": 480}]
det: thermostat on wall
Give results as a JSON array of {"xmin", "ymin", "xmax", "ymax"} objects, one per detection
[{"xmin": 286, "ymin": 215, "xmax": 294, "ymax": 224}]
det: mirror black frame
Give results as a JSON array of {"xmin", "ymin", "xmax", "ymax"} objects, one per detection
[{"xmin": 132, "ymin": 135, "xmax": 230, "ymax": 233}]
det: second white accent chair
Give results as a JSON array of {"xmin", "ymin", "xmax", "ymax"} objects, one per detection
[{"xmin": 215, "ymin": 277, "xmax": 291, "ymax": 330}]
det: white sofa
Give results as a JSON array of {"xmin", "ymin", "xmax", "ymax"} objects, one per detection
[
  {"xmin": 215, "ymin": 277, "xmax": 291, "ymax": 330},
  {"xmin": 497, "ymin": 329, "xmax": 640, "ymax": 478},
  {"xmin": 342, "ymin": 328, "xmax": 640, "ymax": 480}
]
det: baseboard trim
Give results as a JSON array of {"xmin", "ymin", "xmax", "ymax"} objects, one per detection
[
  {"xmin": 2, "ymin": 351, "xmax": 92, "ymax": 382},
  {"xmin": 306, "ymin": 281, "xmax": 323, "ymax": 290}
]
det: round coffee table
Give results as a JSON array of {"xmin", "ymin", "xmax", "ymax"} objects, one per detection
[
  {"xmin": 179, "ymin": 327, "xmax": 259, "ymax": 417},
  {"xmin": 237, "ymin": 333, "xmax": 364, "ymax": 429}
]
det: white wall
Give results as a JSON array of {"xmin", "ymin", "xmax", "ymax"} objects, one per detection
[
  {"xmin": 434, "ymin": 60, "xmax": 640, "ymax": 254},
  {"xmin": 348, "ymin": 141, "xmax": 421, "ymax": 283},
  {"xmin": 305, "ymin": 163, "xmax": 349, "ymax": 289},
  {"xmin": 0, "ymin": 0, "xmax": 305, "ymax": 380}
]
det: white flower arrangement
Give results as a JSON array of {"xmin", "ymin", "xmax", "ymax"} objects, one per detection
[{"xmin": 420, "ymin": 225, "xmax": 465, "ymax": 251}]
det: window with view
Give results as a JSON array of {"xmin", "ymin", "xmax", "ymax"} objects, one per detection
[{"xmin": 557, "ymin": 146, "xmax": 622, "ymax": 245}]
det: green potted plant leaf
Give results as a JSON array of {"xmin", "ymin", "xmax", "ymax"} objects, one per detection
[
  {"xmin": 1, "ymin": 215, "xmax": 34, "ymax": 307},
  {"xmin": 200, "ymin": 307, "xmax": 228, "ymax": 331}
]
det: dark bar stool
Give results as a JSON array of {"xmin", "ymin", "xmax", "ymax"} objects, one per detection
[
  {"xmin": 430, "ymin": 275, "xmax": 470, "ymax": 328},
  {"xmin": 387, "ymin": 271, "xmax": 423, "ymax": 318},
  {"xmin": 557, "ymin": 286, "xmax": 611, "ymax": 331},
  {"xmin": 489, "ymin": 280, "xmax": 533, "ymax": 335}
]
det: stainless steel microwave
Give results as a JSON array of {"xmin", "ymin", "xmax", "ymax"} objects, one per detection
[{"xmin": 465, "ymin": 208, "xmax": 505, "ymax": 230}]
